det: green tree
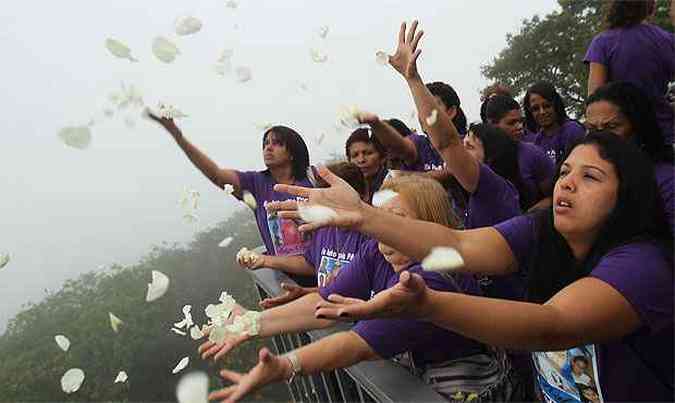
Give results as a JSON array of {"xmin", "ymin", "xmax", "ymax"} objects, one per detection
[
  {"xmin": 482, "ymin": 0, "xmax": 673, "ymax": 116},
  {"xmin": 0, "ymin": 209, "xmax": 288, "ymax": 402}
]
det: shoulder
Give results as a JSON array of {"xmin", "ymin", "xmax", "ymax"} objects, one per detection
[
  {"xmin": 476, "ymin": 163, "xmax": 518, "ymax": 195},
  {"xmin": 590, "ymin": 241, "xmax": 673, "ymax": 332},
  {"xmin": 494, "ymin": 213, "xmax": 539, "ymax": 266}
]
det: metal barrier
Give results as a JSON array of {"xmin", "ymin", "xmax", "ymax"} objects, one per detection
[{"xmin": 251, "ymin": 268, "xmax": 447, "ymax": 403}]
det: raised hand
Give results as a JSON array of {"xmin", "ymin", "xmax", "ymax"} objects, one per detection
[
  {"xmin": 356, "ymin": 110, "xmax": 381, "ymax": 126},
  {"xmin": 208, "ymin": 348, "xmax": 290, "ymax": 403},
  {"xmin": 389, "ymin": 20, "xmax": 424, "ymax": 80},
  {"xmin": 237, "ymin": 252, "xmax": 265, "ymax": 270},
  {"xmin": 314, "ymin": 271, "xmax": 431, "ymax": 321},
  {"xmin": 145, "ymin": 109, "xmax": 182, "ymax": 138},
  {"xmin": 270, "ymin": 166, "xmax": 367, "ymax": 232},
  {"xmin": 259, "ymin": 283, "xmax": 312, "ymax": 309}
]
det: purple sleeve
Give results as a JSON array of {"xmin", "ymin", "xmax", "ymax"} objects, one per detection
[
  {"xmin": 236, "ymin": 170, "xmax": 258, "ymax": 194},
  {"xmin": 584, "ymin": 33, "xmax": 609, "ymax": 65},
  {"xmin": 318, "ymin": 241, "xmax": 376, "ymax": 301},
  {"xmin": 590, "ymin": 243, "xmax": 673, "ymax": 333},
  {"xmin": 407, "ymin": 134, "xmax": 426, "ymax": 165},
  {"xmin": 351, "ymin": 318, "xmax": 448, "ymax": 359},
  {"xmin": 493, "ymin": 214, "xmax": 538, "ymax": 272}
]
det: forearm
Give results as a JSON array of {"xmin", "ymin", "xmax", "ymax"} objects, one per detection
[
  {"xmin": 295, "ymin": 331, "xmax": 378, "ymax": 375},
  {"xmin": 260, "ymin": 293, "xmax": 334, "ymax": 336},
  {"xmin": 369, "ymin": 120, "xmax": 417, "ymax": 162},
  {"xmin": 262, "ymin": 255, "xmax": 315, "ymax": 276},
  {"xmin": 172, "ymin": 133, "xmax": 238, "ymax": 189},
  {"xmin": 423, "ymin": 290, "xmax": 583, "ymax": 351}
]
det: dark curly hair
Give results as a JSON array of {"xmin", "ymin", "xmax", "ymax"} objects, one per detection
[
  {"xmin": 523, "ymin": 81, "xmax": 570, "ymax": 133},
  {"xmin": 604, "ymin": 0, "xmax": 655, "ymax": 29},
  {"xmin": 426, "ymin": 81, "xmax": 468, "ymax": 134},
  {"xmin": 345, "ymin": 128, "xmax": 386, "ymax": 159}
]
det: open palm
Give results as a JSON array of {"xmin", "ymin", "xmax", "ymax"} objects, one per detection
[{"xmin": 389, "ymin": 20, "xmax": 424, "ymax": 80}]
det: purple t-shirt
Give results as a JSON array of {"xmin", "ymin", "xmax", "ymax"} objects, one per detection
[
  {"xmin": 655, "ymin": 162, "xmax": 674, "ymax": 234},
  {"xmin": 584, "ymin": 24, "xmax": 675, "ymax": 144},
  {"xmin": 526, "ymin": 120, "xmax": 586, "ymax": 164},
  {"xmin": 320, "ymin": 240, "xmax": 484, "ymax": 367},
  {"xmin": 517, "ymin": 142, "xmax": 556, "ymax": 207},
  {"xmin": 237, "ymin": 171, "xmax": 312, "ymax": 256},
  {"xmin": 401, "ymin": 133, "xmax": 445, "ymax": 173},
  {"xmin": 465, "ymin": 164, "xmax": 525, "ymax": 300},
  {"xmin": 303, "ymin": 227, "xmax": 369, "ymax": 288},
  {"xmin": 495, "ymin": 215, "xmax": 673, "ymax": 402}
]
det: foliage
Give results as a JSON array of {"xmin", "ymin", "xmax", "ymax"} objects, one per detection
[
  {"xmin": 0, "ymin": 209, "xmax": 288, "ymax": 402},
  {"xmin": 482, "ymin": 0, "xmax": 673, "ymax": 117}
]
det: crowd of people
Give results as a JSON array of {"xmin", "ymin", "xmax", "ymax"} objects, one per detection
[{"xmin": 148, "ymin": 2, "xmax": 673, "ymax": 402}]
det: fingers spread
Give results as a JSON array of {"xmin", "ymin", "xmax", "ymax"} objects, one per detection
[{"xmin": 198, "ymin": 341, "xmax": 215, "ymax": 354}]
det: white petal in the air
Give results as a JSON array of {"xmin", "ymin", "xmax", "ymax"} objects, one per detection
[
  {"xmin": 425, "ymin": 109, "xmax": 438, "ymax": 127},
  {"xmin": 421, "ymin": 247, "xmax": 465, "ymax": 273},
  {"xmin": 298, "ymin": 204, "xmax": 338, "ymax": 225},
  {"xmin": 235, "ymin": 66, "xmax": 252, "ymax": 83},
  {"xmin": 316, "ymin": 132, "xmax": 326, "ymax": 145},
  {"xmin": 225, "ymin": 0, "xmax": 239, "ymax": 9},
  {"xmin": 171, "ymin": 328, "xmax": 187, "ymax": 336},
  {"xmin": 172, "ymin": 357, "xmax": 190, "ymax": 374},
  {"xmin": 58, "ymin": 126, "xmax": 92, "ymax": 150},
  {"xmin": 0, "ymin": 253, "xmax": 10, "ymax": 269},
  {"xmin": 152, "ymin": 36, "xmax": 180, "ymax": 63},
  {"xmin": 175, "ymin": 16, "xmax": 202, "ymax": 36},
  {"xmin": 218, "ymin": 237, "xmax": 234, "ymax": 248},
  {"xmin": 318, "ymin": 25, "xmax": 329, "ymax": 39},
  {"xmin": 146, "ymin": 270, "xmax": 170, "ymax": 302},
  {"xmin": 174, "ymin": 305, "xmax": 194, "ymax": 329},
  {"xmin": 61, "ymin": 368, "xmax": 85, "ymax": 394},
  {"xmin": 213, "ymin": 63, "xmax": 229, "ymax": 76},
  {"xmin": 109, "ymin": 312, "xmax": 123, "ymax": 333},
  {"xmin": 176, "ymin": 371, "xmax": 209, "ymax": 403},
  {"xmin": 371, "ymin": 189, "xmax": 399, "ymax": 208},
  {"xmin": 242, "ymin": 191, "xmax": 257, "ymax": 210},
  {"xmin": 189, "ymin": 325, "xmax": 204, "ymax": 340},
  {"xmin": 375, "ymin": 51, "xmax": 389, "ymax": 66},
  {"xmin": 114, "ymin": 371, "xmax": 128, "ymax": 384},
  {"xmin": 223, "ymin": 184, "xmax": 234, "ymax": 195},
  {"xmin": 183, "ymin": 212, "xmax": 198, "ymax": 223},
  {"xmin": 310, "ymin": 48, "xmax": 328, "ymax": 63},
  {"xmin": 336, "ymin": 105, "xmax": 363, "ymax": 128},
  {"xmin": 105, "ymin": 38, "xmax": 138, "ymax": 62},
  {"xmin": 55, "ymin": 335, "xmax": 71, "ymax": 352}
]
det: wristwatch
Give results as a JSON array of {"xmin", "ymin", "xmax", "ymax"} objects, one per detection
[{"xmin": 284, "ymin": 351, "xmax": 302, "ymax": 384}]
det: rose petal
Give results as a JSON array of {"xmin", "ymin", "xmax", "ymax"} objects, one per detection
[
  {"xmin": 114, "ymin": 371, "xmax": 128, "ymax": 384},
  {"xmin": 172, "ymin": 357, "xmax": 190, "ymax": 374},
  {"xmin": 58, "ymin": 126, "xmax": 92, "ymax": 150},
  {"xmin": 175, "ymin": 16, "xmax": 202, "ymax": 36},
  {"xmin": 242, "ymin": 191, "xmax": 257, "ymax": 210},
  {"xmin": 298, "ymin": 204, "xmax": 337, "ymax": 225},
  {"xmin": 146, "ymin": 270, "xmax": 170, "ymax": 302},
  {"xmin": 235, "ymin": 66, "xmax": 252, "ymax": 83},
  {"xmin": 425, "ymin": 109, "xmax": 438, "ymax": 127},
  {"xmin": 309, "ymin": 48, "xmax": 328, "ymax": 63},
  {"xmin": 318, "ymin": 25, "xmax": 329, "ymax": 39},
  {"xmin": 375, "ymin": 51, "xmax": 389, "ymax": 65},
  {"xmin": 55, "ymin": 335, "xmax": 70, "ymax": 352},
  {"xmin": 105, "ymin": 38, "xmax": 138, "ymax": 62},
  {"xmin": 189, "ymin": 325, "xmax": 204, "ymax": 340},
  {"xmin": 0, "ymin": 253, "xmax": 10, "ymax": 269},
  {"xmin": 61, "ymin": 368, "xmax": 85, "ymax": 394},
  {"xmin": 176, "ymin": 371, "xmax": 208, "ymax": 403},
  {"xmin": 421, "ymin": 247, "xmax": 464, "ymax": 273},
  {"xmin": 218, "ymin": 237, "xmax": 234, "ymax": 248},
  {"xmin": 152, "ymin": 36, "xmax": 180, "ymax": 63},
  {"xmin": 171, "ymin": 328, "xmax": 187, "ymax": 336},
  {"xmin": 109, "ymin": 312, "xmax": 124, "ymax": 333},
  {"xmin": 371, "ymin": 189, "xmax": 399, "ymax": 208}
]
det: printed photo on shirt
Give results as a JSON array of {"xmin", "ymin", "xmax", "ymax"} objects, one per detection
[
  {"xmin": 532, "ymin": 345, "xmax": 603, "ymax": 403},
  {"xmin": 317, "ymin": 255, "xmax": 350, "ymax": 287},
  {"xmin": 266, "ymin": 212, "xmax": 307, "ymax": 256}
]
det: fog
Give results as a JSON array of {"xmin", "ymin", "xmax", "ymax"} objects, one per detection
[{"xmin": 0, "ymin": 0, "xmax": 559, "ymax": 332}]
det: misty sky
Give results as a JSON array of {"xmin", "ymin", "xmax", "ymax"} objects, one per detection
[{"xmin": 0, "ymin": 0, "xmax": 559, "ymax": 332}]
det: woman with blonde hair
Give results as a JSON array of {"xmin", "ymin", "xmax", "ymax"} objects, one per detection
[{"xmin": 204, "ymin": 177, "xmax": 510, "ymax": 402}]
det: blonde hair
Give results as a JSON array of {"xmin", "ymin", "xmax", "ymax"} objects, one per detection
[{"xmin": 380, "ymin": 176, "xmax": 460, "ymax": 229}]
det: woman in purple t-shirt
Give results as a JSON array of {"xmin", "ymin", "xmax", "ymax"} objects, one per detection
[
  {"xmin": 585, "ymin": 81, "xmax": 674, "ymax": 235},
  {"xmin": 584, "ymin": 0, "xmax": 675, "ymax": 143},
  {"xmin": 296, "ymin": 132, "xmax": 672, "ymax": 402},
  {"xmin": 345, "ymin": 128, "xmax": 388, "ymax": 202},
  {"xmin": 523, "ymin": 81, "xmax": 586, "ymax": 164},
  {"xmin": 146, "ymin": 115, "xmax": 313, "ymax": 263},
  {"xmin": 205, "ymin": 177, "xmax": 509, "ymax": 402}
]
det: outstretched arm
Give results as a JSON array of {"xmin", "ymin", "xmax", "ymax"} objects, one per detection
[
  {"xmin": 587, "ymin": 62, "xmax": 608, "ymax": 96},
  {"xmin": 359, "ymin": 113, "xmax": 418, "ymax": 165},
  {"xmin": 147, "ymin": 113, "xmax": 240, "ymax": 190}
]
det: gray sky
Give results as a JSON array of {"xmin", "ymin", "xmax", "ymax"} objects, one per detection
[{"xmin": 0, "ymin": 0, "xmax": 559, "ymax": 331}]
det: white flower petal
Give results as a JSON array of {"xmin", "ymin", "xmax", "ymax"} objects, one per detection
[
  {"xmin": 336, "ymin": 105, "xmax": 363, "ymax": 128},
  {"xmin": 55, "ymin": 335, "xmax": 70, "ymax": 352},
  {"xmin": 172, "ymin": 356, "xmax": 190, "ymax": 374},
  {"xmin": 375, "ymin": 51, "xmax": 389, "ymax": 66},
  {"xmin": 218, "ymin": 237, "xmax": 234, "ymax": 248},
  {"xmin": 176, "ymin": 371, "xmax": 209, "ymax": 403},
  {"xmin": 225, "ymin": 0, "xmax": 239, "ymax": 9},
  {"xmin": 114, "ymin": 371, "xmax": 128, "ymax": 384},
  {"xmin": 371, "ymin": 189, "xmax": 399, "ymax": 208},
  {"xmin": 152, "ymin": 36, "xmax": 180, "ymax": 63},
  {"xmin": 0, "ymin": 253, "xmax": 10, "ymax": 269},
  {"xmin": 61, "ymin": 368, "xmax": 85, "ymax": 394},
  {"xmin": 316, "ymin": 133, "xmax": 326, "ymax": 145},
  {"xmin": 235, "ymin": 66, "xmax": 252, "ymax": 83},
  {"xmin": 217, "ymin": 49, "xmax": 234, "ymax": 63},
  {"xmin": 189, "ymin": 325, "xmax": 204, "ymax": 340},
  {"xmin": 105, "ymin": 38, "xmax": 138, "ymax": 62},
  {"xmin": 109, "ymin": 312, "xmax": 123, "ymax": 333},
  {"xmin": 421, "ymin": 247, "xmax": 464, "ymax": 273},
  {"xmin": 58, "ymin": 126, "xmax": 92, "ymax": 150},
  {"xmin": 298, "ymin": 204, "xmax": 337, "ymax": 225},
  {"xmin": 309, "ymin": 48, "xmax": 328, "ymax": 63},
  {"xmin": 146, "ymin": 270, "xmax": 170, "ymax": 302},
  {"xmin": 425, "ymin": 109, "xmax": 438, "ymax": 127},
  {"xmin": 318, "ymin": 25, "xmax": 329, "ymax": 39},
  {"xmin": 242, "ymin": 191, "xmax": 257, "ymax": 210},
  {"xmin": 175, "ymin": 16, "xmax": 202, "ymax": 36},
  {"xmin": 223, "ymin": 184, "xmax": 234, "ymax": 195},
  {"xmin": 171, "ymin": 328, "xmax": 187, "ymax": 336}
]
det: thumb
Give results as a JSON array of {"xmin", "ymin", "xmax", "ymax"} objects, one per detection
[
  {"xmin": 259, "ymin": 347, "xmax": 273, "ymax": 363},
  {"xmin": 399, "ymin": 271, "xmax": 425, "ymax": 292}
]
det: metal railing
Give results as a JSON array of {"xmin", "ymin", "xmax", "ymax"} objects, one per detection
[{"xmin": 251, "ymin": 267, "xmax": 447, "ymax": 403}]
